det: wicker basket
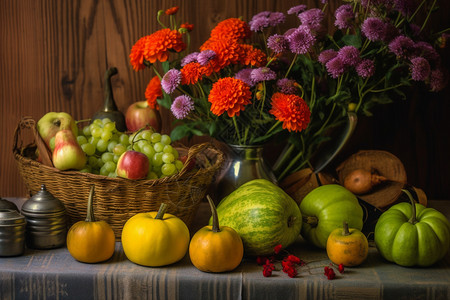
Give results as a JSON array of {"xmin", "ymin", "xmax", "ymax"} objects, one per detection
[{"xmin": 13, "ymin": 117, "xmax": 224, "ymax": 239}]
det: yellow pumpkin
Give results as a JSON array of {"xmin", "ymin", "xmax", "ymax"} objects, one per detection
[
  {"xmin": 326, "ymin": 221, "xmax": 368, "ymax": 267},
  {"xmin": 189, "ymin": 196, "xmax": 243, "ymax": 272},
  {"xmin": 121, "ymin": 203, "xmax": 190, "ymax": 267},
  {"xmin": 67, "ymin": 185, "xmax": 115, "ymax": 263}
]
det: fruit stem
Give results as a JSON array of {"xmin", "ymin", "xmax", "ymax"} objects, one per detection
[
  {"xmin": 207, "ymin": 195, "xmax": 221, "ymax": 233},
  {"xmin": 86, "ymin": 185, "xmax": 96, "ymax": 222},
  {"xmin": 288, "ymin": 216, "xmax": 297, "ymax": 228},
  {"xmin": 342, "ymin": 221, "xmax": 350, "ymax": 236},
  {"xmin": 403, "ymin": 189, "xmax": 417, "ymax": 224},
  {"xmin": 302, "ymin": 215, "xmax": 318, "ymax": 227},
  {"xmin": 155, "ymin": 203, "xmax": 168, "ymax": 220}
]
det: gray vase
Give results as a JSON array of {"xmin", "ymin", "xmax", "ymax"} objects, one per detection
[{"xmin": 213, "ymin": 144, "xmax": 277, "ymax": 203}]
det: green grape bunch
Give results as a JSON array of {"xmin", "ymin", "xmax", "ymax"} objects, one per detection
[{"xmin": 75, "ymin": 118, "xmax": 185, "ymax": 179}]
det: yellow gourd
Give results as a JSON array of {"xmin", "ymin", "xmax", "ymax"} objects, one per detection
[
  {"xmin": 66, "ymin": 185, "xmax": 115, "ymax": 263},
  {"xmin": 326, "ymin": 221, "xmax": 368, "ymax": 267},
  {"xmin": 121, "ymin": 202, "xmax": 190, "ymax": 267},
  {"xmin": 189, "ymin": 196, "xmax": 243, "ymax": 272}
]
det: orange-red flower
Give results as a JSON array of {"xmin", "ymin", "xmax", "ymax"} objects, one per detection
[
  {"xmin": 165, "ymin": 6, "xmax": 179, "ymax": 15},
  {"xmin": 145, "ymin": 76, "xmax": 162, "ymax": 109},
  {"xmin": 239, "ymin": 44, "xmax": 267, "ymax": 67},
  {"xmin": 142, "ymin": 28, "xmax": 186, "ymax": 64},
  {"xmin": 180, "ymin": 23, "xmax": 194, "ymax": 32},
  {"xmin": 180, "ymin": 62, "xmax": 205, "ymax": 85},
  {"xmin": 201, "ymin": 39, "xmax": 243, "ymax": 72},
  {"xmin": 208, "ymin": 78, "xmax": 251, "ymax": 117},
  {"xmin": 270, "ymin": 93, "xmax": 310, "ymax": 132},
  {"xmin": 210, "ymin": 18, "xmax": 252, "ymax": 41},
  {"xmin": 129, "ymin": 36, "xmax": 149, "ymax": 71}
]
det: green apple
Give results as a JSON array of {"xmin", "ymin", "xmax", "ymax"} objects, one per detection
[
  {"xmin": 37, "ymin": 112, "xmax": 78, "ymax": 148},
  {"xmin": 52, "ymin": 129, "xmax": 87, "ymax": 170}
]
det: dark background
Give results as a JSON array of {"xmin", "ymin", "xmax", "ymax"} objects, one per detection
[{"xmin": 1, "ymin": 0, "xmax": 449, "ymax": 199}]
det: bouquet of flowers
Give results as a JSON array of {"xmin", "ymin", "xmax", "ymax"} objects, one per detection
[{"xmin": 129, "ymin": 1, "xmax": 448, "ymax": 181}]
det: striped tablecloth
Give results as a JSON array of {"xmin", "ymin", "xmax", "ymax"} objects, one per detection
[{"xmin": 1, "ymin": 200, "xmax": 449, "ymax": 300}]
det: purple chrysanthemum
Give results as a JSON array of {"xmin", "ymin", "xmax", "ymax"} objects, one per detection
[
  {"xmin": 268, "ymin": 12, "xmax": 286, "ymax": 27},
  {"xmin": 277, "ymin": 78, "xmax": 298, "ymax": 94},
  {"xmin": 334, "ymin": 4, "xmax": 355, "ymax": 30},
  {"xmin": 298, "ymin": 8, "xmax": 324, "ymax": 32},
  {"xmin": 181, "ymin": 52, "xmax": 199, "ymax": 66},
  {"xmin": 318, "ymin": 49, "xmax": 338, "ymax": 65},
  {"xmin": 161, "ymin": 69, "xmax": 182, "ymax": 94},
  {"xmin": 356, "ymin": 59, "xmax": 375, "ymax": 78},
  {"xmin": 415, "ymin": 41, "xmax": 441, "ymax": 66},
  {"xmin": 249, "ymin": 11, "xmax": 285, "ymax": 32},
  {"xmin": 389, "ymin": 35, "xmax": 415, "ymax": 59},
  {"xmin": 197, "ymin": 50, "xmax": 216, "ymax": 66},
  {"xmin": 429, "ymin": 68, "xmax": 447, "ymax": 92},
  {"xmin": 287, "ymin": 25, "xmax": 316, "ymax": 55},
  {"xmin": 361, "ymin": 17, "xmax": 386, "ymax": 42},
  {"xmin": 287, "ymin": 5, "xmax": 307, "ymax": 16},
  {"xmin": 171, "ymin": 95, "xmax": 194, "ymax": 119},
  {"xmin": 326, "ymin": 57, "xmax": 346, "ymax": 78},
  {"xmin": 234, "ymin": 68, "xmax": 254, "ymax": 86},
  {"xmin": 267, "ymin": 34, "xmax": 288, "ymax": 54},
  {"xmin": 410, "ymin": 57, "xmax": 431, "ymax": 81},
  {"xmin": 250, "ymin": 67, "xmax": 277, "ymax": 83},
  {"xmin": 338, "ymin": 46, "xmax": 360, "ymax": 67}
]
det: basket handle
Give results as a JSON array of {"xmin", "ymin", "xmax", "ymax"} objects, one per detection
[
  {"xmin": 175, "ymin": 142, "xmax": 212, "ymax": 178},
  {"xmin": 13, "ymin": 116, "xmax": 54, "ymax": 167}
]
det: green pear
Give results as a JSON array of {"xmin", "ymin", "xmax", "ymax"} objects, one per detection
[
  {"xmin": 37, "ymin": 112, "xmax": 78, "ymax": 149},
  {"xmin": 52, "ymin": 129, "xmax": 86, "ymax": 170}
]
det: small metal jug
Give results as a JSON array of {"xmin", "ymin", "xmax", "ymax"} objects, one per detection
[
  {"xmin": 21, "ymin": 184, "xmax": 67, "ymax": 249},
  {"xmin": 0, "ymin": 209, "xmax": 26, "ymax": 256}
]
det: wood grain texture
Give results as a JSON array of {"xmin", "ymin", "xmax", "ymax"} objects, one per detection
[{"xmin": 1, "ymin": 0, "xmax": 449, "ymax": 199}]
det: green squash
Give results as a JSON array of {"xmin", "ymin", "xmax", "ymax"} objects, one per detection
[
  {"xmin": 300, "ymin": 184, "xmax": 364, "ymax": 249},
  {"xmin": 210, "ymin": 179, "xmax": 302, "ymax": 256},
  {"xmin": 375, "ymin": 189, "xmax": 450, "ymax": 267}
]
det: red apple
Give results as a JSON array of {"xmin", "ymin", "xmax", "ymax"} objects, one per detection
[
  {"xmin": 179, "ymin": 155, "xmax": 196, "ymax": 172},
  {"xmin": 125, "ymin": 101, "xmax": 162, "ymax": 133},
  {"xmin": 116, "ymin": 150, "xmax": 149, "ymax": 180}
]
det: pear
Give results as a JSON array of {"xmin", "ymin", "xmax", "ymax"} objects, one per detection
[{"xmin": 52, "ymin": 129, "xmax": 87, "ymax": 170}]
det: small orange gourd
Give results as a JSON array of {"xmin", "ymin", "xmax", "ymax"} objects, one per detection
[
  {"xmin": 66, "ymin": 185, "xmax": 115, "ymax": 263},
  {"xmin": 326, "ymin": 221, "xmax": 368, "ymax": 267},
  {"xmin": 189, "ymin": 195, "xmax": 244, "ymax": 273}
]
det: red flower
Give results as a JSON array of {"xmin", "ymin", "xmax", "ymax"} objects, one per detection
[
  {"xmin": 274, "ymin": 244, "xmax": 283, "ymax": 254},
  {"xmin": 142, "ymin": 28, "xmax": 186, "ymax": 64},
  {"xmin": 270, "ymin": 93, "xmax": 311, "ymax": 132},
  {"xmin": 286, "ymin": 267, "xmax": 298, "ymax": 278},
  {"xmin": 338, "ymin": 264, "xmax": 345, "ymax": 274},
  {"xmin": 209, "ymin": 18, "xmax": 252, "ymax": 41},
  {"xmin": 144, "ymin": 76, "xmax": 162, "ymax": 109},
  {"xmin": 208, "ymin": 77, "xmax": 251, "ymax": 117},
  {"xmin": 165, "ymin": 6, "xmax": 179, "ymax": 15},
  {"xmin": 180, "ymin": 23, "xmax": 194, "ymax": 32},
  {"xmin": 129, "ymin": 36, "xmax": 148, "ymax": 71},
  {"xmin": 324, "ymin": 266, "xmax": 336, "ymax": 280}
]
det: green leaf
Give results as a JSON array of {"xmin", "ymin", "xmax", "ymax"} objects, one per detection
[
  {"xmin": 342, "ymin": 34, "xmax": 362, "ymax": 48},
  {"xmin": 162, "ymin": 61, "xmax": 170, "ymax": 73}
]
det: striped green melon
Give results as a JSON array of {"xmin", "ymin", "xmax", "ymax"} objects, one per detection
[{"xmin": 209, "ymin": 179, "xmax": 302, "ymax": 256}]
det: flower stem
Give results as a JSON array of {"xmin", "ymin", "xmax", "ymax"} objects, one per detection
[
  {"xmin": 232, "ymin": 116, "xmax": 242, "ymax": 144},
  {"xmin": 285, "ymin": 54, "xmax": 298, "ymax": 78}
]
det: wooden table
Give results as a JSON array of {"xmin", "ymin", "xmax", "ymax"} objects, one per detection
[{"xmin": 1, "ymin": 199, "xmax": 449, "ymax": 300}]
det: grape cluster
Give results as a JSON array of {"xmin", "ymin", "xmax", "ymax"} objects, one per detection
[{"xmin": 68, "ymin": 118, "xmax": 184, "ymax": 178}]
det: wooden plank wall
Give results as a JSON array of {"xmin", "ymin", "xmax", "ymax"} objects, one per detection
[{"xmin": 1, "ymin": 0, "xmax": 449, "ymax": 199}]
